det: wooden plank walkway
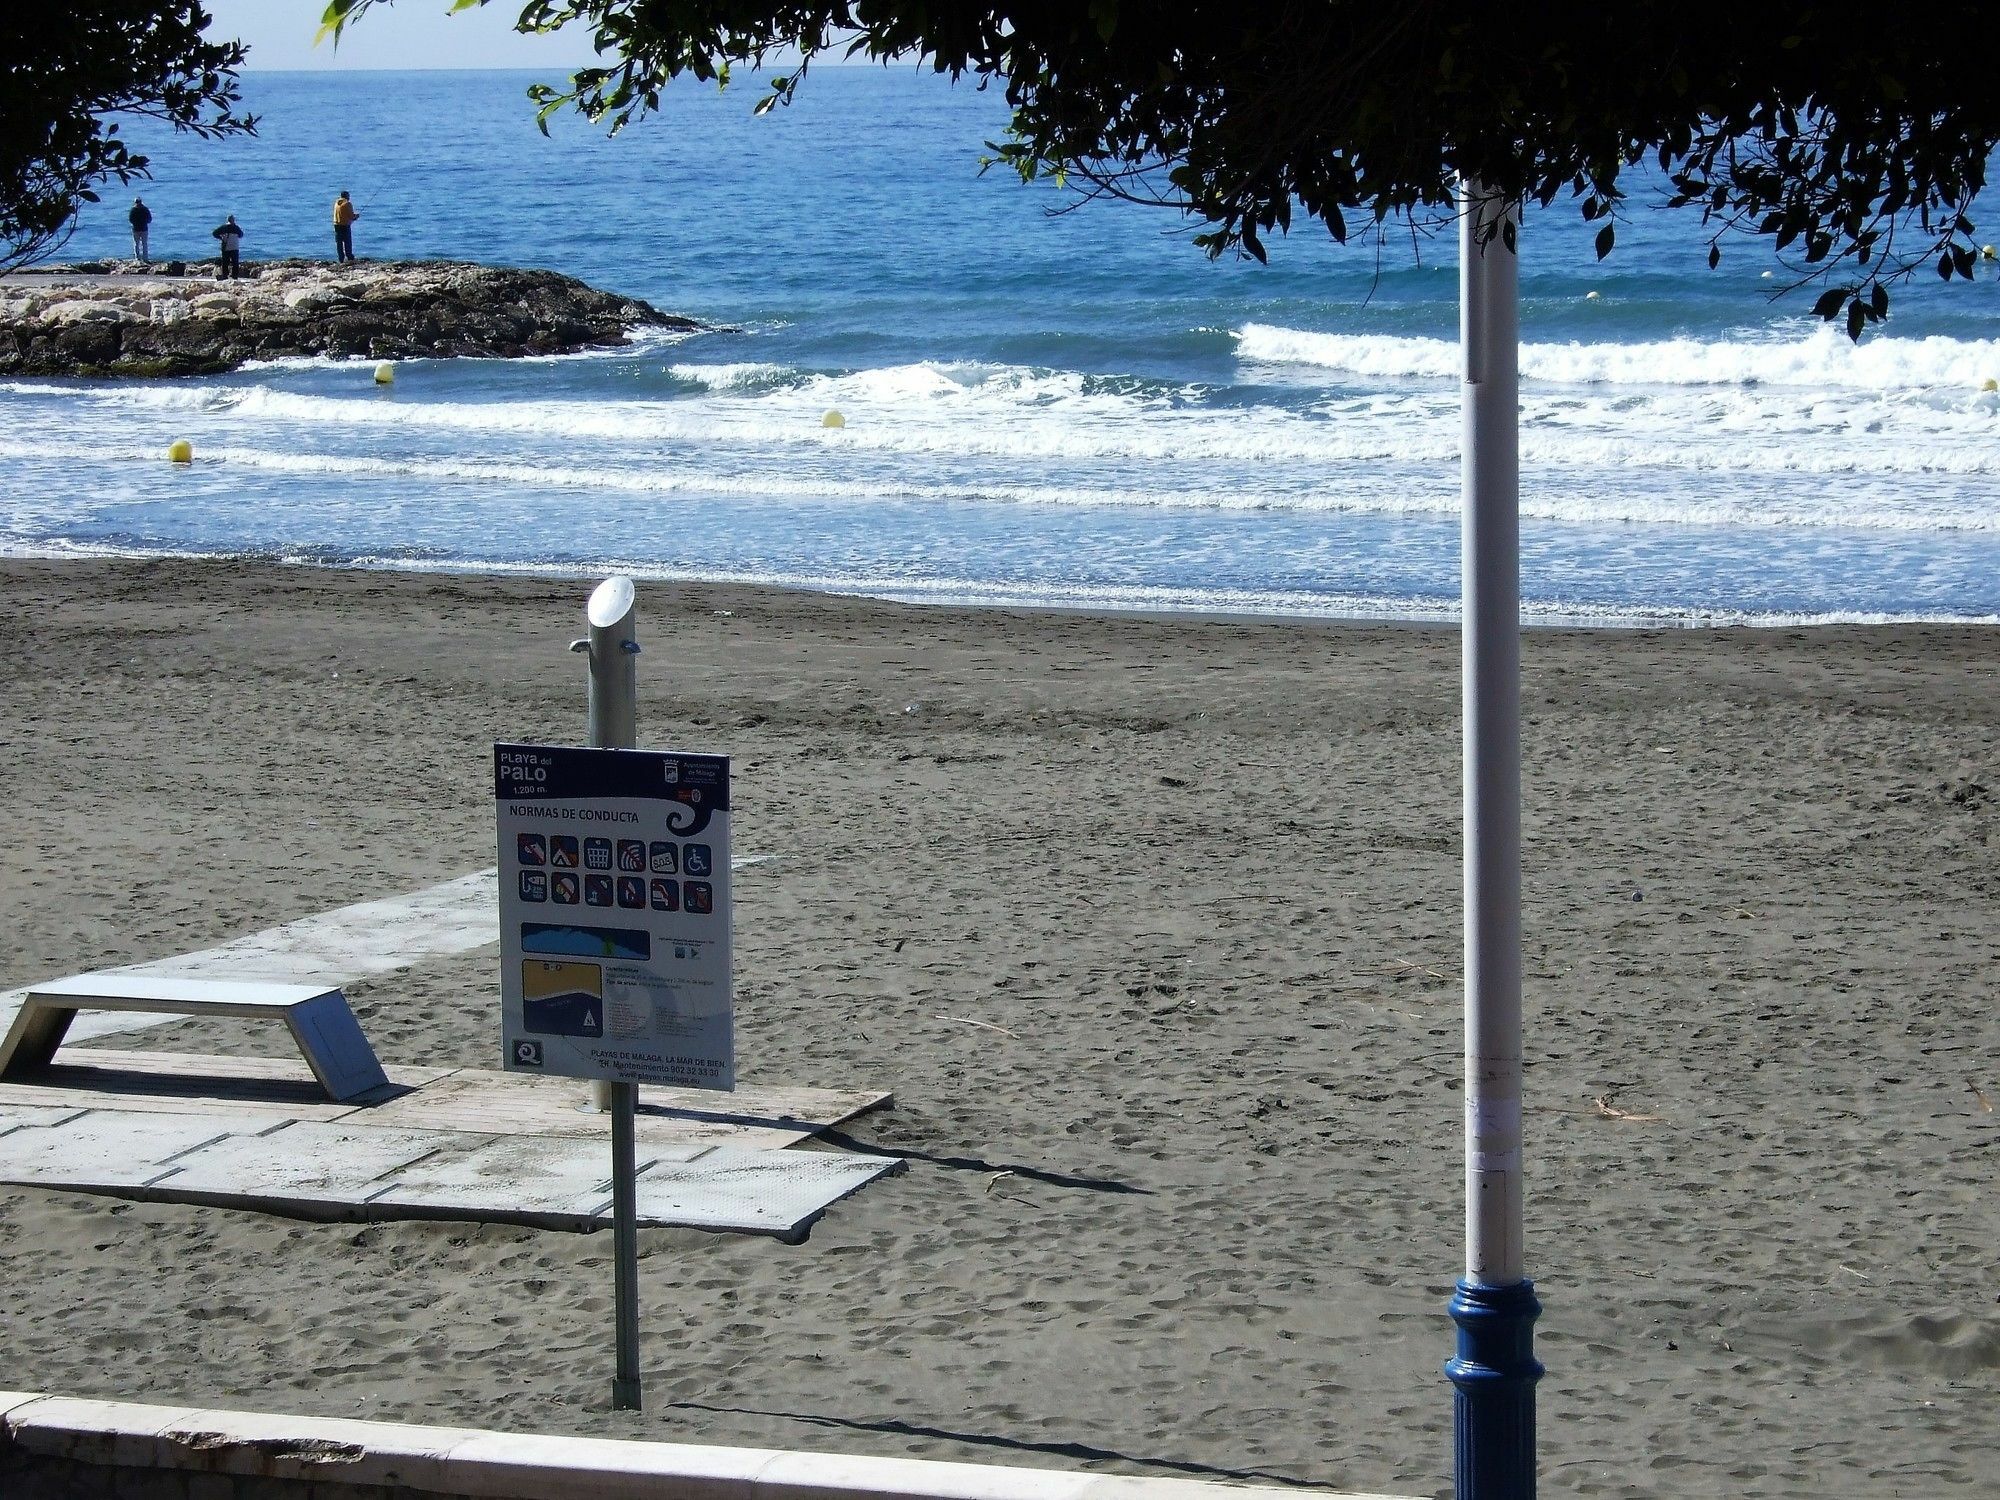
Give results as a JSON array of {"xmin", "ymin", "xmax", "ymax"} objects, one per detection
[
  {"xmin": 0, "ymin": 1104, "xmax": 897, "ymax": 1236},
  {"xmin": 0, "ymin": 858, "xmax": 897, "ymax": 1237},
  {"xmin": 0, "ymin": 1052, "xmax": 895, "ymax": 1232},
  {"xmin": 0, "ymin": 1049, "xmax": 885, "ymax": 1151}
]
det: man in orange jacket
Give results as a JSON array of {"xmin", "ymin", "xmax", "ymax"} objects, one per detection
[{"xmin": 332, "ymin": 190, "xmax": 360, "ymax": 263}]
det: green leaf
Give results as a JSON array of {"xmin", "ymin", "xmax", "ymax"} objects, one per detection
[
  {"xmin": 1594, "ymin": 224, "xmax": 1614, "ymax": 259},
  {"xmin": 316, "ymin": 0, "xmax": 369, "ymax": 46}
]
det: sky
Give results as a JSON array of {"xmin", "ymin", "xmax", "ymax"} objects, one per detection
[{"xmin": 205, "ymin": 0, "xmax": 604, "ymax": 71}]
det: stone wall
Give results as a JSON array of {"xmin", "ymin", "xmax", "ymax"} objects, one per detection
[
  {"xmin": 1, "ymin": 1449, "xmax": 418, "ymax": 1500},
  {"xmin": 0, "ymin": 1391, "xmax": 1397, "ymax": 1500}
]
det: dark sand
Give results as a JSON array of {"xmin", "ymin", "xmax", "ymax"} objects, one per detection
[{"xmin": 0, "ymin": 558, "xmax": 1993, "ymax": 1498}]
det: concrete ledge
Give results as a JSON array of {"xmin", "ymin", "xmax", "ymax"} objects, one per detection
[{"xmin": 0, "ymin": 1393, "xmax": 1415, "ymax": 1500}]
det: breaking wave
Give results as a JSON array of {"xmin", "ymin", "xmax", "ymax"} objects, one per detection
[{"xmin": 1237, "ymin": 322, "xmax": 2000, "ymax": 391}]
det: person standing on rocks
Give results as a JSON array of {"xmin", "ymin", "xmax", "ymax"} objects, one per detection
[
  {"xmin": 128, "ymin": 199, "xmax": 152, "ymax": 263},
  {"xmin": 211, "ymin": 215, "xmax": 245, "ymax": 280},
  {"xmin": 332, "ymin": 191, "xmax": 359, "ymax": 263}
]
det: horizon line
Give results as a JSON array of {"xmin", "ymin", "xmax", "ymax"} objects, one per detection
[{"xmin": 233, "ymin": 59, "xmax": 886, "ymax": 75}]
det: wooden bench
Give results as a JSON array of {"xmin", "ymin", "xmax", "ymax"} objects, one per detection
[{"xmin": 0, "ymin": 976, "xmax": 390, "ymax": 1103}]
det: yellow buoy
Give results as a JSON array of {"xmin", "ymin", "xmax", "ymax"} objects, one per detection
[
  {"xmin": 373, "ymin": 361, "xmax": 395, "ymax": 385},
  {"xmin": 1982, "ymin": 377, "xmax": 1998, "ymax": 393},
  {"xmin": 1761, "ymin": 269, "xmax": 1774, "ymax": 278},
  {"xmin": 1584, "ymin": 290, "xmax": 1601, "ymax": 301},
  {"xmin": 167, "ymin": 439, "xmax": 193, "ymax": 464},
  {"xmin": 821, "ymin": 409, "xmax": 845, "ymax": 429},
  {"xmin": 1983, "ymin": 245, "xmax": 1997, "ymax": 261}
]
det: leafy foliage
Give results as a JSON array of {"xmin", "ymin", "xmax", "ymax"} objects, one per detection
[
  {"xmin": 0, "ymin": 5, "xmax": 255, "ymax": 269},
  {"xmin": 323, "ymin": 2, "xmax": 2000, "ymax": 336}
]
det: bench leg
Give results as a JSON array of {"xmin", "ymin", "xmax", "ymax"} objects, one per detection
[
  {"xmin": 0, "ymin": 1003, "xmax": 79, "ymax": 1078},
  {"xmin": 285, "ymin": 992, "xmax": 391, "ymax": 1102}
]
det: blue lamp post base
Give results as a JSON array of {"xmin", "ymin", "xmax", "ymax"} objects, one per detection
[{"xmin": 1446, "ymin": 1278, "xmax": 1543, "ymax": 1500}]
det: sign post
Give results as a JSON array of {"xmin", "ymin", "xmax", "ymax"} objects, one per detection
[
  {"xmin": 494, "ymin": 740, "xmax": 733, "ymax": 1412},
  {"xmin": 574, "ymin": 578, "xmax": 640, "ymax": 1109},
  {"xmin": 571, "ymin": 575, "xmax": 640, "ymax": 1407}
]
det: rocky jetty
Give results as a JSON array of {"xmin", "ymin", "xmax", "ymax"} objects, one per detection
[{"xmin": 0, "ymin": 259, "xmax": 701, "ymax": 377}]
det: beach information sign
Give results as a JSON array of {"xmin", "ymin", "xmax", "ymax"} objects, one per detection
[{"xmin": 494, "ymin": 743, "xmax": 733, "ymax": 1090}]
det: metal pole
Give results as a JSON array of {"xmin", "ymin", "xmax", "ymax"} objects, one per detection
[
  {"xmin": 610, "ymin": 1079, "xmax": 642, "ymax": 1410},
  {"xmin": 573, "ymin": 578, "xmax": 638, "ymax": 1113},
  {"xmin": 570, "ymin": 575, "xmax": 643, "ymax": 1412},
  {"xmin": 583, "ymin": 575, "xmax": 639, "ymax": 751},
  {"xmin": 1447, "ymin": 181, "xmax": 1541, "ymax": 1500}
]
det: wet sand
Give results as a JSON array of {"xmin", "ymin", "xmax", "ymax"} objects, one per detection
[{"xmin": 0, "ymin": 557, "xmax": 1994, "ymax": 1498}]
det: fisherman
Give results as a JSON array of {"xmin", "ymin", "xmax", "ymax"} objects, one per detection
[
  {"xmin": 332, "ymin": 190, "xmax": 360, "ymax": 263},
  {"xmin": 128, "ymin": 198, "xmax": 152, "ymax": 263},
  {"xmin": 211, "ymin": 214, "xmax": 244, "ymax": 280}
]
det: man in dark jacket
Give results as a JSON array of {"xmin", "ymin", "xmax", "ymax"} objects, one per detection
[
  {"xmin": 128, "ymin": 199, "xmax": 152, "ymax": 263},
  {"xmin": 211, "ymin": 215, "xmax": 244, "ymax": 280}
]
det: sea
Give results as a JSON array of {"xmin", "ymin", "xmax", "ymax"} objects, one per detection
[{"xmin": 8, "ymin": 67, "xmax": 2000, "ymax": 626}]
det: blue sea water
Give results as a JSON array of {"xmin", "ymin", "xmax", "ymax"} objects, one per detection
[{"xmin": 6, "ymin": 67, "xmax": 2000, "ymax": 624}]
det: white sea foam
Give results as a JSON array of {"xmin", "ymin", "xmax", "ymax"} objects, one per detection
[
  {"xmin": 67, "ymin": 378, "xmax": 1352, "ymax": 464},
  {"xmin": 0, "ymin": 431, "xmax": 1990, "ymax": 533},
  {"xmin": 504, "ymin": 324, "xmax": 702, "ymax": 364},
  {"xmin": 70, "ymin": 371, "xmax": 1998, "ymax": 497},
  {"xmin": 4, "ymin": 333, "xmax": 1996, "ymax": 614},
  {"xmin": 664, "ymin": 362, "xmax": 796, "ymax": 390},
  {"xmin": 1237, "ymin": 322, "xmax": 2000, "ymax": 391},
  {"xmin": 3, "ymin": 534, "xmax": 1992, "ymax": 628},
  {"xmin": 236, "ymin": 354, "xmax": 354, "ymax": 373},
  {"xmin": 0, "ymin": 381, "xmax": 90, "ymax": 397}
]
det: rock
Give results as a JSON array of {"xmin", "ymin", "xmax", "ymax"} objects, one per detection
[
  {"xmin": 0, "ymin": 257, "xmax": 707, "ymax": 376},
  {"xmin": 42, "ymin": 300, "xmax": 137, "ymax": 326},
  {"xmin": 47, "ymin": 319, "xmax": 123, "ymax": 366}
]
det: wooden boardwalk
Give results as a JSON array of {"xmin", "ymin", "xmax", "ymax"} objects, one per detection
[
  {"xmin": 0, "ymin": 1049, "xmax": 896, "ymax": 1236},
  {"xmin": 0, "ymin": 863, "xmax": 900, "ymax": 1238}
]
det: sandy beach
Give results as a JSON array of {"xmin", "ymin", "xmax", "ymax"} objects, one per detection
[{"xmin": 0, "ymin": 556, "xmax": 1993, "ymax": 1498}]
